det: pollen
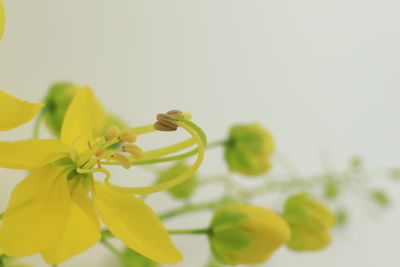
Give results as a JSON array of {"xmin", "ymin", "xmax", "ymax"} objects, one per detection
[
  {"xmin": 111, "ymin": 153, "xmax": 131, "ymax": 169},
  {"xmin": 119, "ymin": 131, "xmax": 137, "ymax": 143},
  {"xmin": 105, "ymin": 125, "xmax": 120, "ymax": 141},
  {"xmin": 122, "ymin": 144, "xmax": 143, "ymax": 159}
]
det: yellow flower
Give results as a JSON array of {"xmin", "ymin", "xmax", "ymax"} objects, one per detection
[
  {"xmin": 0, "ymin": 90, "xmax": 43, "ymax": 131},
  {"xmin": 224, "ymin": 123, "xmax": 274, "ymax": 176},
  {"xmin": 0, "ymin": 88, "xmax": 192, "ymax": 264},
  {"xmin": 0, "ymin": 0, "xmax": 4, "ymax": 40},
  {"xmin": 283, "ymin": 193, "xmax": 335, "ymax": 251},
  {"xmin": 209, "ymin": 204, "xmax": 291, "ymax": 265}
]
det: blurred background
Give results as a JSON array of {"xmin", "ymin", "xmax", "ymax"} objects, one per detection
[{"xmin": 1, "ymin": 0, "xmax": 400, "ymax": 266}]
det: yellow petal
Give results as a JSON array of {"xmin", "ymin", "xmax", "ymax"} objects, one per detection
[
  {"xmin": 0, "ymin": 139, "xmax": 69, "ymax": 169},
  {"xmin": 93, "ymin": 182, "xmax": 182, "ymax": 264},
  {"xmin": 0, "ymin": 0, "xmax": 4, "ymax": 40},
  {"xmin": 0, "ymin": 90, "xmax": 43, "ymax": 131},
  {"xmin": 42, "ymin": 182, "xmax": 101, "ymax": 264},
  {"xmin": 0, "ymin": 166, "xmax": 70, "ymax": 257},
  {"xmin": 60, "ymin": 87, "xmax": 106, "ymax": 152}
]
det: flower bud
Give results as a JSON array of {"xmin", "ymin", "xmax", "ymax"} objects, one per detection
[
  {"xmin": 43, "ymin": 82, "xmax": 79, "ymax": 137},
  {"xmin": 157, "ymin": 161, "xmax": 197, "ymax": 199},
  {"xmin": 209, "ymin": 204, "xmax": 291, "ymax": 265},
  {"xmin": 224, "ymin": 123, "xmax": 274, "ymax": 176},
  {"xmin": 283, "ymin": 193, "xmax": 335, "ymax": 251}
]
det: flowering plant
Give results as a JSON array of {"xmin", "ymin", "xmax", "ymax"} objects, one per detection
[{"xmin": 0, "ymin": 3, "xmax": 395, "ymax": 267}]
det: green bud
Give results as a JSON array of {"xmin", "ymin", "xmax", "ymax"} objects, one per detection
[
  {"xmin": 224, "ymin": 123, "xmax": 274, "ymax": 176},
  {"xmin": 349, "ymin": 156, "xmax": 363, "ymax": 170},
  {"xmin": 371, "ymin": 190, "xmax": 390, "ymax": 207},
  {"xmin": 43, "ymin": 82, "xmax": 79, "ymax": 137},
  {"xmin": 209, "ymin": 204, "xmax": 291, "ymax": 265},
  {"xmin": 157, "ymin": 161, "xmax": 198, "ymax": 199},
  {"xmin": 283, "ymin": 193, "xmax": 335, "ymax": 251},
  {"xmin": 121, "ymin": 248, "xmax": 158, "ymax": 267},
  {"xmin": 335, "ymin": 209, "xmax": 348, "ymax": 225},
  {"xmin": 324, "ymin": 178, "xmax": 339, "ymax": 200}
]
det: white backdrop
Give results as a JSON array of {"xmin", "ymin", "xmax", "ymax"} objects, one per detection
[{"xmin": 1, "ymin": 1, "xmax": 400, "ymax": 266}]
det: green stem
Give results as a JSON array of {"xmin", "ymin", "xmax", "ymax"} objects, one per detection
[
  {"xmin": 169, "ymin": 228, "xmax": 211, "ymax": 235},
  {"xmin": 160, "ymin": 198, "xmax": 232, "ymax": 220},
  {"xmin": 101, "ymin": 238, "xmax": 124, "ymax": 258},
  {"xmin": 159, "ymin": 174, "xmax": 357, "ymax": 220},
  {"xmin": 33, "ymin": 111, "xmax": 44, "ymax": 139},
  {"xmin": 206, "ymin": 139, "xmax": 226, "ymax": 149}
]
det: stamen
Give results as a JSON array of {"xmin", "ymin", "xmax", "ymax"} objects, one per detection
[
  {"xmin": 119, "ymin": 131, "xmax": 137, "ymax": 143},
  {"xmin": 105, "ymin": 118, "xmax": 205, "ymax": 194},
  {"xmin": 155, "ymin": 113, "xmax": 178, "ymax": 131},
  {"xmin": 111, "ymin": 153, "xmax": 131, "ymax": 169},
  {"xmin": 154, "ymin": 110, "xmax": 193, "ymax": 131},
  {"xmin": 105, "ymin": 125, "xmax": 120, "ymax": 141},
  {"xmin": 122, "ymin": 144, "xmax": 143, "ymax": 159}
]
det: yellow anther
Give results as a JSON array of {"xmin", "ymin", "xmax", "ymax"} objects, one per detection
[
  {"xmin": 118, "ymin": 131, "xmax": 137, "ymax": 143},
  {"xmin": 105, "ymin": 125, "xmax": 120, "ymax": 141},
  {"xmin": 111, "ymin": 153, "xmax": 131, "ymax": 169},
  {"xmin": 122, "ymin": 144, "xmax": 143, "ymax": 159}
]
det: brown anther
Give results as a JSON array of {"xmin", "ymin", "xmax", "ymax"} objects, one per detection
[
  {"xmin": 105, "ymin": 125, "xmax": 120, "ymax": 141},
  {"xmin": 154, "ymin": 112, "xmax": 181, "ymax": 131},
  {"xmin": 95, "ymin": 149, "xmax": 104, "ymax": 157},
  {"xmin": 119, "ymin": 131, "xmax": 137, "ymax": 143},
  {"xmin": 122, "ymin": 144, "xmax": 143, "ymax": 159},
  {"xmin": 88, "ymin": 141, "xmax": 93, "ymax": 149},
  {"xmin": 111, "ymin": 153, "xmax": 131, "ymax": 169},
  {"xmin": 166, "ymin": 110, "xmax": 184, "ymax": 118},
  {"xmin": 97, "ymin": 160, "xmax": 103, "ymax": 169}
]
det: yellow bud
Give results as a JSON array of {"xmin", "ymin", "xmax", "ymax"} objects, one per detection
[
  {"xmin": 209, "ymin": 204, "xmax": 290, "ymax": 265},
  {"xmin": 119, "ymin": 131, "xmax": 137, "ymax": 143},
  {"xmin": 157, "ymin": 161, "xmax": 197, "ymax": 199},
  {"xmin": 224, "ymin": 123, "xmax": 274, "ymax": 176},
  {"xmin": 105, "ymin": 125, "xmax": 120, "ymax": 141},
  {"xmin": 283, "ymin": 193, "xmax": 335, "ymax": 251},
  {"xmin": 122, "ymin": 144, "xmax": 143, "ymax": 159},
  {"xmin": 111, "ymin": 153, "xmax": 131, "ymax": 169}
]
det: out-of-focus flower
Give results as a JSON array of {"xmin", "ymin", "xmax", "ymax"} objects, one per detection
[
  {"xmin": 0, "ymin": 0, "xmax": 4, "ymax": 40},
  {"xmin": 209, "ymin": 204, "xmax": 290, "ymax": 265},
  {"xmin": 283, "ymin": 193, "xmax": 335, "ymax": 251},
  {"xmin": 158, "ymin": 161, "xmax": 198, "ymax": 199},
  {"xmin": 0, "ymin": 88, "xmax": 182, "ymax": 265},
  {"xmin": 0, "ymin": 90, "xmax": 43, "ymax": 131},
  {"xmin": 224, "ymin": 123, "xmax": 274, "ymax": 176},
  {"xmin": 43, "ymin": 82, "xmax": 80, "ymax": 136},
  {"xmin": 43, "ymin": 82, "xmax": 128, "ymax": 138}
]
